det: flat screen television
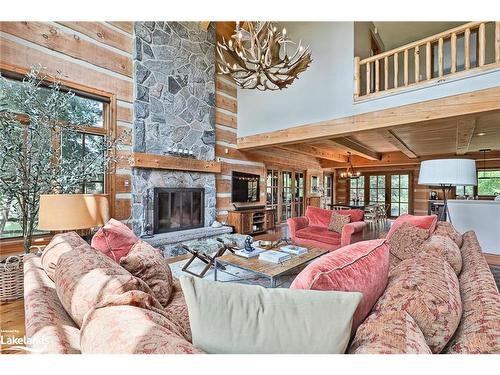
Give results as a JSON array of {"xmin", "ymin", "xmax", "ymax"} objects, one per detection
[{"xmin": 232, "ymin": 171, "xmax": 260, "ymax": 203}]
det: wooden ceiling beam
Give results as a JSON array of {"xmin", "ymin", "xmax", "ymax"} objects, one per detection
[
  {"xmin": 277, "ymin": 144, "xmax": 348, "ymax": 163},
  {"xmin": 320, "ymin": 150, "xmax": 500, "ymax": 169},
  {"xmin": 246, "ymin": 148, "xmax": 322, "ymax": 170},
  {"xmin": 381, "ymin": 129, "xmax": 418, "ymax": 158},
  {"xmin": 236, "ymin": 86, "xmax": 500, "ymax": 150},
  {"xmin": 456, "ymin": 119, "xmax": 476, "ymax": 155},
  {"xmin": 325, "ymin": 137, "xmax": 382, "ymax": 161}
]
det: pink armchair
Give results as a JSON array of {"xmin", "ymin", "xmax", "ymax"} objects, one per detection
[{"xmin": 287, "ymin": 206, "xmax": 366, "ymax": 251}]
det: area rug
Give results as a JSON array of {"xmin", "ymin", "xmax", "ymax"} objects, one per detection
[{"xmin": 169, "ymin": 257, "xmax": 296, "ymax": 288}]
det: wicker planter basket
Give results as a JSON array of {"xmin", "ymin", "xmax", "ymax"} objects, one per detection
[{"xmin": 0, "ymin": 254, "xmax": 24, "ymax": 302}]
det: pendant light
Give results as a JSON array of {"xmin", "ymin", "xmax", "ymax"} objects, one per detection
[
  {"xmin": 478, "ymin": 149, "xmax": 492, "ymax": 179},
  {"xmin": 340, "ymin": 152, "xmax": 361, "ymax": 180}
]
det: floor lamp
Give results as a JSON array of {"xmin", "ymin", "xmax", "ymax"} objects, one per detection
[{"xmin": 418, "ymin": 159, "xmax": 477, "ymax": 223}]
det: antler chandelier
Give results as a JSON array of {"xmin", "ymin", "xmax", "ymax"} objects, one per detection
[
  {"xmin": 216, "ymin": 22, "xmax": 312, "ymax": 91},
  {"xmin": 340, "ymin": 152, "xmax": 361, "ymax": 180}
]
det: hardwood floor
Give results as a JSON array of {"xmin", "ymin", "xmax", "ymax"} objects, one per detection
[{"xmin": 1, "ymin": 220, "xmax": 498, "ymax": 355}]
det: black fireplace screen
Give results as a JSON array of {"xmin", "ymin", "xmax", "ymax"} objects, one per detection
[{"xmin": 153, "ymin": 188, "xmax": 204, "ymax": 234}]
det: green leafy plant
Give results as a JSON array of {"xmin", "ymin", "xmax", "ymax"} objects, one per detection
[{"xmin": 0, "ymin": 66, "xmax": 116, "ymax": 252}]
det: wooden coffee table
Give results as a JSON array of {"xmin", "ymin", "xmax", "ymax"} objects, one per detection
[{"xmin": 214, "ymin": 247, "xmax": 327, "ymax": 288}]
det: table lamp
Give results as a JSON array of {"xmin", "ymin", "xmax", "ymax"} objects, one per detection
[
  {"xmin": 418, "ymin": 159, "xmax": 476, "ymax": 223},
  {"xmin": 38, "ymin": 194, "xmax": 110, "ymax": 239}
]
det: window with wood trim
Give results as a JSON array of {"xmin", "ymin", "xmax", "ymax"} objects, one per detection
[
  {"xmin": 455, "ymin": 170, "xmax": 500, "ymax": 198},
  {"xmin": 0, "ymin": 76, "xmax": 110, "ymax": 240},
  {"xmin": 266, "ymin": 169, "xmax": 279, "ymax": 222},
  {"xmin": 477, "ymin": 170, "xmax": 500, "ymax": 196},
  {"xmin": 350, "ymin": 176, "xmax": 365, "ymax": 205}
]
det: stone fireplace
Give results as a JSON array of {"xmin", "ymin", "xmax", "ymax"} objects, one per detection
[{"xmin": 131, "ymin": 22, "xmax": 229, "ymax": 256}]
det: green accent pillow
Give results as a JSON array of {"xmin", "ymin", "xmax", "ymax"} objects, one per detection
[{"xmin": 180, "ymin": 276, "xmax": 362, "ymax": 354}]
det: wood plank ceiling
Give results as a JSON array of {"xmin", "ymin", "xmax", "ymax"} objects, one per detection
[{"xmin": 243, "ymin": 110, "xmax": 500, "ymax": 167}]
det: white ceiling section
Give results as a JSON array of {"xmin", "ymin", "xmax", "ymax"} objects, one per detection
[{"xmin": 372, "ymin": 22, "xmax": 465, "ymax": 50}]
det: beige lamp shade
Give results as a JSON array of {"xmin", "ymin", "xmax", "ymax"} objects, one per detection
[{"xmin": 38, "ymin": 194, "xmax": 110, "ymax": 231}]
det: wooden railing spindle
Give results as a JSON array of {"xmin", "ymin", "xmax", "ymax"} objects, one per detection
[
  {"xmin": 496, "ymin": 22, "xmax": 500, "ymax": 62},
  {"xmin": 451, "ymin": 33, "xmax": 457, "ymax": 73},
  {"xmin": 438, "ymin": 38, "xmax": 444, "ymax": 78},
  {"xmin": 394, "ymin": 52, "xmax": 399, "ymax": 88},
  {"xmin": 354, "ymin": 56, "xmax": 360, "ymax": 98},
  {"xmin": 464, "ymin": 28, "xmax": 471, "ymax": 70},
  {"xmin": 426, "ymin": 42, "xmax": 431, "ymax": 79},
  {"xmin": 414, "ymin": 45, "xmax": 420, "ymax": 83},
  {"xmin": 479, "ymin": 23, "xmax": 486, "ymax": 66},
  {"xmin": 384, "ymin": 56, "xmax": 389, "ymax": 90},
  {"xmin": 366, "ymin": 61, "xmax": 371, "ymax": 95},
  {"xmin": 404, "ymin": 49, "xmax": 408, "ymax": 86},
  {"xmin": 354, "ymin": 22, "xmax": 496, "ymax": 99}
]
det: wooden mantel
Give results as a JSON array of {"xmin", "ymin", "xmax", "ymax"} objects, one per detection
[{"xmin": 131, "ymin": 152, "xmax": 222, "ymax": 173}]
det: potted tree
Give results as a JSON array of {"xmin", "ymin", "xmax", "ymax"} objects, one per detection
[{"xmin": 0, "ymin": 66, "xmax": 117, "ymax": 301}]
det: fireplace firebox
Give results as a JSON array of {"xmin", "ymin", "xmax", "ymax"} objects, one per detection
[{"xmin": 153, "ymin": 188, "xmax": 205, "ymax": 234}]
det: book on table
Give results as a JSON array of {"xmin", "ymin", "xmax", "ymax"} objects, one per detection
[
  {"xmin": 258, "ymin": 250, "xmax": 292, "ymax": 264},
  {"xmin": 280, "ymin": 245, "xmax": 308, "ymax": 255}
]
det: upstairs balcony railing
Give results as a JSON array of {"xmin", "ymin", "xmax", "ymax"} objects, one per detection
[{"xmin": 354, "ymin": 22, "xmax": 500, "ymax": 100}]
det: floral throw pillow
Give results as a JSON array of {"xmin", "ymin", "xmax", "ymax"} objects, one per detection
[
  {"xmin": 328, "ymin": 211, "xmax": 351, "ymax": 233},
  {"xmin": 386, "ymin": 222, "xmax": 429, "ymax": 262},
  {"xmin": 433, "ymin": 221, "xmax": 463, "ymax": 248},
  {"xmin": 120, "ymin": 240, "xmax": 174, "ymax": 307}
]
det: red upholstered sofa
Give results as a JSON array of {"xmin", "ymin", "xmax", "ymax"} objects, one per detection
[{"xmin": 287, "ymin": 206, "xmax": 366, "ymax": 251}]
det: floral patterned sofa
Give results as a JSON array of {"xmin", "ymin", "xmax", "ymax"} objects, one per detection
[{"xmin": 23, "ymin": 225, "xmax": 499, "ymax": 354}]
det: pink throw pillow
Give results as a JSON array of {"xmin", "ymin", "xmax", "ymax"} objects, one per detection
[
  {"xmin": 337, "ymin": 209, "xmax": 364, "ymax": 222},
  {"xmin": 91, "ymin": 218, "xmax": 139, "ymax": 262},
  {"xmin": 291, "ymin": 239, "xmax": 389, "ymax": 331},
  {"xmin": 386, "ymin": 214, "xmax": 438, "ymax": 240}
]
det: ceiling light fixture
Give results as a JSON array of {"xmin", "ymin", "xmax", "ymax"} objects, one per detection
[
  {"xmin": 476, "ymin": 132, "xmax": 486, "ymax": 136},
  {"xmin": 216, "ymin": 22, "xmax": 312, "ymax": 91},
  {"xmin": 340, "ymin": 152, "xmax": 361, "ymax": 180}
]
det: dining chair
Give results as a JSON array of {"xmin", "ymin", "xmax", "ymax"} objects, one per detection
[
  {"xmin": 364, "ymin": 205, "xmax": 378, "ymax": 227},
  {"xmin": 332, "ymin": 205, "xmax": 350, "ymax": 211}
]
